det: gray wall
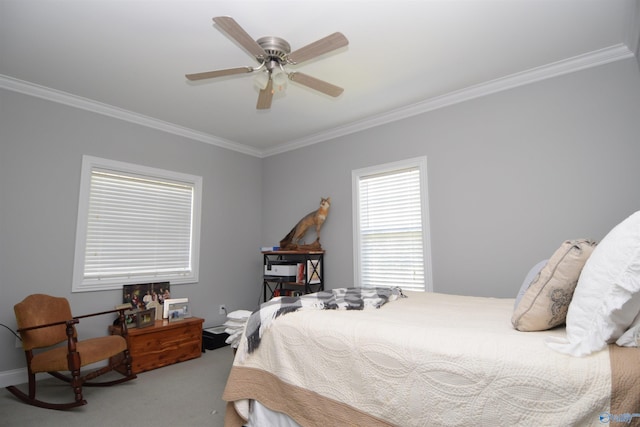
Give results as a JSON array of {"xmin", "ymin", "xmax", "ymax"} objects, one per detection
[
  {"xmin": 0, "ymin": 90, "xmax": 263, "ymax": 372},
  {"xmin": 1, "ymin": 56, "xmax": 640, "ymax": 376},
  {"xmin": 261, "ymin": 58, "xmax": 640, "ymax": 298},
  {"xmin": 631, "ymin": 0, "xmax": 640, "ymax": 67}
]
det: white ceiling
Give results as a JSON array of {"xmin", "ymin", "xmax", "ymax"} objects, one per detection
[{"xmin": 1, "ymin": 1, "xmax": 638, "ymax": 157}]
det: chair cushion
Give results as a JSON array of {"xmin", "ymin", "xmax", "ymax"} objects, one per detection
[{"xmin": 30, "ymin": 335, "xmax": 128, "ymax": 373}]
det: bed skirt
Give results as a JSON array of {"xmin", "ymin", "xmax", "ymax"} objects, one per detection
[{"xmin": 223, "ymin": 367, "xmax": 394, "ymax": 427}]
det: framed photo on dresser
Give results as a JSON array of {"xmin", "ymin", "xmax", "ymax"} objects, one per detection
[{"xmin": 163, "ymin": 298, "xmax": 189, "ymax": 319}]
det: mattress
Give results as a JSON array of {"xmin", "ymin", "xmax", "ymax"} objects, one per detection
[{"xmin": 223, "ymin": 291, "xmax": 640, "ymax": 426}]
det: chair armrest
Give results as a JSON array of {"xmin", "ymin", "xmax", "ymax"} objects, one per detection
[
  {"xmin": 17, "ymin": 308, "xmax": 129, "ymax": 333},
  {"xmin": 74, "ymin": 308, "xmax": 127, "ymax": 320}
]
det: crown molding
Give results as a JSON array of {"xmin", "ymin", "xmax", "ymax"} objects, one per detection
[
  {"xmin": 1, "ymin": 44, "xmax": 633, "ymax": 159},
  {"xmin": 0, "ymin": 75, "xmax": 263, "ymax": 157},
  {"xmin": 263, "ymin": 43, "xmax": 634, "ymax": 157}
]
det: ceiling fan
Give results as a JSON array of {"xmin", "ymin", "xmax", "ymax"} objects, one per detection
[{"xmin": 186, "ymin": 16, "xmax": 349, "ymax": 109}]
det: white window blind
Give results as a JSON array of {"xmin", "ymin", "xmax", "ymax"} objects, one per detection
[
  {"xmin": 72, "ymin": 156, "xmax": 201, "ymax": 292},
  {"xmin": 353, "ymin": 157, "xmax": 432, "ymax": 292}
]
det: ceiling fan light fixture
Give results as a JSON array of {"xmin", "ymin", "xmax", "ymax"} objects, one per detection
[
  {"xmin": 253, "ymin": 72, "xmax": 269, "ymax": 90},
  {"xmin": 272, "ymin": 71, "xmax": 288, "ymax": 92}
]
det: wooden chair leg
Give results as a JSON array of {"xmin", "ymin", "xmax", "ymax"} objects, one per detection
[
  {"xmin": 27, "ymin": 371, "xmax": 36, "ymax": 399},
  {"xmin": 68, "ymin": 346, "xmax": 84, "ymax": 404}
]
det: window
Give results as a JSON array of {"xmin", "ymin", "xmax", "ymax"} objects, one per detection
[
  {"xmin": 72, "ymin": 156, "xmax": 202, "ymax": 292},
  {"xmin": 352, "ymin": 157, "xmax": 432, "ymax": 292}
]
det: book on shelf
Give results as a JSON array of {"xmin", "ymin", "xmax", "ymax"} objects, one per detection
[
  {"xmin": 296, "ymin": 263, "xmax": 305, "ymax": 283},
  {"xmin": 272, "ymin": 289, "xmax": 304, "ymax": 298},
  {"xmin": 261, "ymin": 246, "xmax": 280, "ymax": 252}
]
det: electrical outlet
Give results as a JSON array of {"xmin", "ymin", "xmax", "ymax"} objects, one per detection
[
  {"xmin": 15, "ymin": 336, "xmax": 22, "ymax": 348},
  {"xmin": 218, "ymin": 304, "xmax": 227, "ymax": 315}
]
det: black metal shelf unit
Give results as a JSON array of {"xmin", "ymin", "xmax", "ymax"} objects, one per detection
[{"xmin": 262, "ymin": 251, "xmax": 324, "ymax": 302}]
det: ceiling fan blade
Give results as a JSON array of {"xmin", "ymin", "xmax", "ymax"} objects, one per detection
[
  {"xmin": 287, "ymin": 32, "xmax": 348, "ymax": 64},
  {"xmin": 213, "ymin": 16, "xmax": 266, "ymax": 60},
  {"xmin": 256, "ymin": 79, "xmax": 274, "ymax": 110},
  {"xmin": 289, "ymin": 72, "xmax": 344, "ymax": 97},
  {"xmin": 186, "ymin": 67, "xmax": 253, "ymax": 81}
]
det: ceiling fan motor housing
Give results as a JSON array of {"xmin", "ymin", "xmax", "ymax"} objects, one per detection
[{"xmin": 256, "ymin": 36, "xmax": 291, "ymax": 65}]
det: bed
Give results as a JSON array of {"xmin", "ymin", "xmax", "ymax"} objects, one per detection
[
  {"xmin": 223, "ymin": 211, "xmax": 640, "ymax": 426},
  {"xmin": 222, "ymin": 291, "xmax": 639, "ymax": 426}
]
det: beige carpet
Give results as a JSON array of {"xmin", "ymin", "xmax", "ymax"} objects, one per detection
[{"xmin": 0, "ymin": 345, "xmax": 235, "ymax": 427}]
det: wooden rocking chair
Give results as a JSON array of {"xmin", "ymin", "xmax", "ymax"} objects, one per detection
[{"xmin": 6, "ymin": 294, "xmax": 137, "ymax": 409}]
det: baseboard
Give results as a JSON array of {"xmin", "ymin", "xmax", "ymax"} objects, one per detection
[
  {"xmin": 0, "ymin": 368, "xmax": 28, "ymax": 388},
  {"xmin": 0, "ymin": 361, "xmax": 109, "ymax": 388}
]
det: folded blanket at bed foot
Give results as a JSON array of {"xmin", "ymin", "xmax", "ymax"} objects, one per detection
[{"xmin": 244, "ymin": 286, "xmax": 405, "ymax": 356}]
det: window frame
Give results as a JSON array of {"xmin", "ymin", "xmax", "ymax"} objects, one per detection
[
  {"xmin": 71, "ymin": 155, "xmax": 202, "ymax": 292},
  {"xmin": 352, "ymin": 156, "xmax": 433, "ymax": 292}
]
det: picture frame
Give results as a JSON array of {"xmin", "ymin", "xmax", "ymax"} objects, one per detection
[
  {"xmin": 124, "ymin": 309, "xmax": 138, "ymax": 328},
  {"xmin": 122, "ymin": 282, "xmax": 169, "ymax": 321},
  {"xmin": 163, "ymin": 298, "xmax": 189, "ymax": 319},
  {"xmin": 167, "ymin": 301, "xmax": 191, "ymax": 323},
  {"xmin": 136, "ymin": 307, "xmax": 156, "ymax": 328},
  {"xmin": 122, "ymin": 282, "xmax": 170, "ymax": 310}
]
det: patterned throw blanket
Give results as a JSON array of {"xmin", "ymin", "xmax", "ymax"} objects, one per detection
[{"xmin": 244, "ymin": 287, "xmax": 405, "ymax": 355}]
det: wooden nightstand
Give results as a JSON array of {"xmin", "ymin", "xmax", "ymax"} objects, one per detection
[{"xmin": 109, "ymin": 317, "xmax": 204, "ymax": 374}]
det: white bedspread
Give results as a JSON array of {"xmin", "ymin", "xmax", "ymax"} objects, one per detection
[{"xmin": 231, "ymin": 291, "xmax": 612, "ymax": 426}]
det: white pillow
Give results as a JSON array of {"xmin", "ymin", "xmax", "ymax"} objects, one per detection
[
  {"xmin": 226, "ymin": 309, "xmax": 253, "ymax": 320},
  {"xmin": 546, "ymin": 211, "xmax": 640, "ymax": 356},
  {"xmin": 616, "ymin": 311, "xmax": 640, "ymax": 347}
]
